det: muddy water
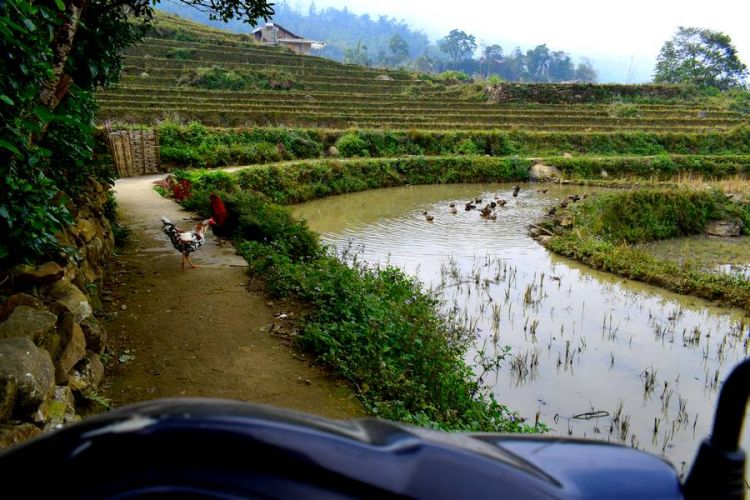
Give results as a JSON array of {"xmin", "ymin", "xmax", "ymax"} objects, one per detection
[
  {"xmin": 294, "ymin": 183, "xmax": 750, "ymax": 476},
  {"xmin": 641, "ymin": 235, "xmax": 750, "ymax": 279}
]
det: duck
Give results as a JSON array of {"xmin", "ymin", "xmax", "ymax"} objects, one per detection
[
  {"xmin": 449, "ymin": 206, "xmax": 458, "ymax": 214},
  {"xmin": 475, "ymin": 197, "xmax": 483, "ymax": 204},
  {"xmin": 568, "ymin": 194, "xmax": 581, "ymax": 202},
  {"xmin": 449, "ymin": 202, "xmax": 456, "ymax": 208},
  {"xmin": 487, "ymin": 212, "xmax": 497, "ymax": 220},
  {"xmin": 496, "ymin": 199, "xmax": 508, "ymax": 207},
  {"xmin": 560, "ymin": 199, "xmax": 569, "ymax": 209},
  {"xmin": 465, "ymin": 202, "xmax": 476, "ymax": 211},
  {"xmin": 548, "ymin": 207, "xmax": 557, "ymax": 216},
  {"xmin": 425, "ymin": 213, "xmax": 434, "ymax": 222},
  {"xmin": 512, "ymin": 185, "xmax": 521, "ymax": 197},
  {"xmin": 480, "ymin": 204, "xmax": 493, "ymax": 218},
  {"xmin": 490, "ymin": 201, "xmax": 497, "ymax": 209},
  {"xmin": 536, "ymin": 188, "xmax": 549, "ymax": 194}
]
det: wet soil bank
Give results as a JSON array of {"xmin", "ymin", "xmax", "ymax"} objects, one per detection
[{"xmin": 101, "ymin": 174, "xmax": 362, "ymax": 419}]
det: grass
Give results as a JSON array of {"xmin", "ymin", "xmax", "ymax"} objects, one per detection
[
  {"xmin": 175, "ymin": 169, "xmax": 542, "ymax": 433},
  {"xmin": 539, "ymin": 188, "xmax": 750, "ymax": 311}
]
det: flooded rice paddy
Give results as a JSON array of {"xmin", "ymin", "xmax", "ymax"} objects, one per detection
[
  {"xmin": 293, "ymin": 183, "xmax": 750, "ymax": 475},
  {"xmin": 640, "ymin": 235, "xmax": 750, "ymax": 279}
]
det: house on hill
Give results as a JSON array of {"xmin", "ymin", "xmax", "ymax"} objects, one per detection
[{"xmin": 251, "ymin": 23, "xmax": 324, "ymax": 55}]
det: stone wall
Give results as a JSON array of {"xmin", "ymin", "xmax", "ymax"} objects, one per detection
[{"xmin": 0, "ymin": 178, "xmax": 115, "ymax": 447}]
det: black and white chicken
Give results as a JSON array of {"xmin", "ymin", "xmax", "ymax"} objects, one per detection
[{"xmin": 161, "ymin": 216, "xmax": 215, "ymax": 270}]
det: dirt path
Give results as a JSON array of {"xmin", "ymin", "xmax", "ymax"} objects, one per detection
[{"xmin": 101, "ymin": 174, "xmax": 362, "ymax": 418}]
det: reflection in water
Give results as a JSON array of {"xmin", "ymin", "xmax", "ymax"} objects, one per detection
[{"xmin": 294, "ymin": 183, "xmax": 750, "ymax": 475}]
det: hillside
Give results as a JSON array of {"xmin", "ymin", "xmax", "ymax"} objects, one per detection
[{"xmin": 97, "ymin": 13, "xmax": 749, "ymax": 133}]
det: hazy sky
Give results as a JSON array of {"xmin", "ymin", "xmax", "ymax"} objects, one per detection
[{"xmin": 289, "ymin": 0, "xmax": 750, "ymax": 82}]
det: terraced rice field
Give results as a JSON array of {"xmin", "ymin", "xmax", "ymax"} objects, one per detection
[{"xmin": 98, "ymin": 14, "xmax": 749, "ymax": 132}]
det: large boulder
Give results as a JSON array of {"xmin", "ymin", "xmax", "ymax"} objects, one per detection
[
  {"xmin": 9, "ymin": 262, "xmax": 64, "ymax": 288},
  {"xmin": 0, "ymin": 306, "xmax": 57, "ymax": 346},
  {"xmin": 55, "ymin": 315, "xmax": 87, "ymax": 384},
  {"xmin": 76, "ymin": 218, "xmax": 99, "ymax": 243},
  {"xmin": 0, "ymin": 337, "xmax": 55, "ymax": 421},
  {"xmin": 0, "ymin": 423, "xmax": 42, "ymax": 449},
  {"xmin": 325, "ymin": 146, "xmax": 339, "ymax": 157},
  {"xmin": 80, "ymin": 316, "xmax": 107, "ymax": 354},
  {"xmin": 0, "ymin": 293, "xmax": 44, "ymax": 323},
  {"xmin": 529, "ymin": 163, "xmax": 562, "ymax": 181},
  {"xmin": 705, "ymin": 219, "xmax": 743, "ymax": 237},
  {"xmin": 86, "ymin": 237, "xmax": 104, "ymax": 267},
  {"xmin": 48, "ymin": 279, "xmax": 92, "ymax": 322},
  {"xmin": 69, "ymin": 351, "xmax": 104, "ymax": 392}
]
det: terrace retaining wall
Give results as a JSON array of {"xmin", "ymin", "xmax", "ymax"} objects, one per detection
[{"xmin": 0, "ymin": 178, "xmax": 116, "ymax": 447}]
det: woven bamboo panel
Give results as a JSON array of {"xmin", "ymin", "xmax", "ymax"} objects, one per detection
[{"xmin": 108, "ymin": 129, "xmax": 160, "ymax": 177}]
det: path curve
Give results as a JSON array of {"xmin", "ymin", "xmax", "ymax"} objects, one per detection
[{"xmin": 101, "ymin": 174, "xmax": 362, "ymax": 418}]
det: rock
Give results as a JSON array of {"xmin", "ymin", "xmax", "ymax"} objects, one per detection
[
  {"xmin": 69, "ymin": 351, "xmax": 104, "ymax": 392},
  {"xmin": 86, "ymin": 237, "xmax": 104, "ymax": 267},
  {"xmin": 375, "ymin": 74, "xmax": 394, "ymax": 81},
  {"xmin": 0, "ymin": 306, "xmax": 57, "ymax": 346},
  {"xmin": 48, "ymin": 279, "xmax": 92, "ymax": 322},
  {"xmin": 55, "ymin": 315, "xmax": 87, "ymax": 385},
  {"xmin": 0, "ymin": 337, "xmax": 55, "ymax": 421},
  {"xmin": 73, "ymin": 261, "xmax": 98, "ymax": 290},
  {"xmin": 705, "ymin": 219, "xmax": 743, "ymax": 237},
  {"xmin": 42, "ymin": 385, "xmax": 77, "ymax": 430},
  {"xmin": 560, "ymin": 216, "xmax": 574, "ymax": 228},
  {"xmin": 529, "ymin": 163, "xmax": 562, "ymax": 181},
  {"xmin": 80, "ymin": 317, "xmax": 107, "ymax": 354},
  {"xmin": 563, "ymin": 152, "xmax": 573, "ymax": 158},
  {"xmin": 0, "ymin": 423, "xmax": 41, "ymax": 449},
  {"xmin": 529, "ymin": 227, "xmax": 541, "ymax": 238},
  {"xmin": 76, "ymin": 218, "xmax": 98, "ymax": 243},
  {"xmin": 0, "ymin": 293, "xmax": 43, "ymax": 323},
  {"xmin": 537, "ymin": 235, "xmax": 553, "ymax": 245},
  {"xmin": 600, "ymin": 169, "xmax": 609, "ymax": 178},
  {"xmin": 10, "ymin": 262, "xmax": 65, "ymax": 288},
  {"xmin": 326, "ymin": 146, "xmax": 339, "ymax": 157}
]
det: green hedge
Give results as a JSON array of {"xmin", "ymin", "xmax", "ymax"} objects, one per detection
[
  {"xmin": 153, "ymin": 123, "xmax": 750, "ymax": 168},
  {"xmin": 182, "ymin": 155, "xmax": 532, "ymax": 205}
]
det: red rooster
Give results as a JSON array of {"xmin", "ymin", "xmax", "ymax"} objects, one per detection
[
  {"xmin": 161, "ymin": 217, "xmax": 215, "ymax": 270},
  {"xmin": 210, "ymin": 193, "xmax": 228, "ymax": 245}
]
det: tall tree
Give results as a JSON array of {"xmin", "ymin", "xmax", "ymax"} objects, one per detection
[
  {"xmin": 438, "ymin": 29, "xmax": 477, "ymax": 67},
  {"xmin": 344, "ymin": 40, "xmax": 371, "ymax": 66},
  {"xmin": 480, "ymin": 44, "xmax": 503, "ymax": 76},
  {"xmin": 654, "ymin": 26, "xmax": 748, "ymax": 89},
  {"xmin": 526, "ymin": 44, "xmax": 552, "ymax": 82},
  {"xmin": 388, "ymin": 33, "xmax": 410, "ymax": 66}
]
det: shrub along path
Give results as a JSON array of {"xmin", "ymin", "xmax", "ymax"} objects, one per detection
[{"xmin": 101, "ymin": 173, "xmax": 362, "ymax": 418}]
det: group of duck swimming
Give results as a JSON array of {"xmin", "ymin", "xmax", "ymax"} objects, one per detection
[{"xmin": 423, "ymin": 185, "xmax": 523, "ymax": 222}]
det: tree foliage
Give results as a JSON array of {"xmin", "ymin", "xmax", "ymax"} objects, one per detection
[
  {"xmin": 438, "ymin": 29, "xmax": 477, "ymax": 66},
  {"xmin": 388, "ymin": 34, "xmax": 410, "ymax": 66},
  {"xmin": 654, "ymin": 26, "xmax": 748, "ymax": 90},
  {"xmin": 0, "ymin": 0, "xmax": 272, "ymax": 265}
]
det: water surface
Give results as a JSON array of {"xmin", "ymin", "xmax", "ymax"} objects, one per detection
[{"xmin": 294, "ymin": 183, "xmax": 750, "ymax": 476}]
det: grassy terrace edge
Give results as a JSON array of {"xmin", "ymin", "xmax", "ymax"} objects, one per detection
[
  {"xmin": 173, "ymin": 156, "xmax": 541, "ymax": 432},
  {"xmin": 137, "ymin": 122, "xmax": 750, "ymax": 169},
  {"xmin": 536, "ymin": 189, "xmax": 750, "ymax": 312}
]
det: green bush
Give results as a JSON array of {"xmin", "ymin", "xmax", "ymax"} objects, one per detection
[
  {"xmin": 178, "ymin": 66, "xmax": 298, "ymax": 91},
  {"xmin": 335, "ymin": 132, "xmax": 370, "ymax": 157},
  {"xmin": 570, "ymin": 189, "xmax": 749, "ymax": 244}
]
